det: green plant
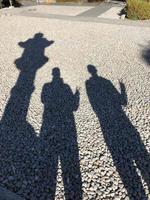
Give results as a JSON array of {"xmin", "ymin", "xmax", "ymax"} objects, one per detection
[{"xmin": 127, "ymin": 0, "xmax": 150, "ymax": 20}]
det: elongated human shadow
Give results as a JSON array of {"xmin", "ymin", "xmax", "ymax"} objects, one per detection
[
  {"xmin": 142, "ymin": 42, "xmax": 150, "ymax": 66},
  {"xmin": 86, "ymin": 65, "xmax": 150, "ymax": 200},
  {"xmin": 0, "ymin": 33, "xmax": 54, "ymax": 199},
  {"xmin": 39, "ymin": 68, "xmax": 82, "ymax": 200}
]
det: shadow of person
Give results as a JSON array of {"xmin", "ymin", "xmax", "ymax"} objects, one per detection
[
  {"xmin": 39, "ymin": 68, "xmax": 82, "ymax": 200},
  {"xmin": 86, "ymin": 65, "xmax": 150, "ymax": 200},
  {"xmin": 0, "ymin": 33, "xmax": 54, "ymax": 199},
  {"xmin": 142, "ymin": 42, "xmax": 150, "ymax": 66}
]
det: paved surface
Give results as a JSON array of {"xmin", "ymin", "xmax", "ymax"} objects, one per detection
[
  {"xmin": 29, "ymin": 5, "xmax": 94, "ymax": 16},
  {"xmin": 98, "ymin": 7, "xmax": 123, "ymax": 19},
  {"xmin": 77, "ymin": 2, "xmax": 124, "ymax": 17},
  {"xmin": 0, "ymin": 13, "xmax": 150, "ymax": 200}
]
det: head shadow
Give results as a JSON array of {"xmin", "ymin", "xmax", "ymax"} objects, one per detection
[
  {"xmin": 87, "ymin": 64, "xmax": 98, "ymax": 76},
  {"xmin": 15, "ymin": 32, "xmax": 54, "ymax": 71},
  {"xmin": 86, "ymin": 64, "xmax": 150, "ymax": 200}
]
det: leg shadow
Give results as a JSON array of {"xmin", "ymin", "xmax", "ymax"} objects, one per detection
[
  {"xmin": 86, "ymin": 65, "xmax": 150, "ymax": 200},
  {"xmin": 0, "ymin": 33, "xmax": 54, "ymax": 199},
  {"xmin": 40, "ymin": 67, "xmax": 82, "ymax": 200}
]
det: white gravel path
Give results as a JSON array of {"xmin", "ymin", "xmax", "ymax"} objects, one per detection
[{"xmin": 0, "ymin": 16, "xmax": 150, "ymax": 200}]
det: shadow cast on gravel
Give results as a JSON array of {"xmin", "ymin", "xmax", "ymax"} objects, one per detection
[
  {"xmin": 39, "ymin": 67, "xmax": 82, "ymax": 200},
  {"xmin": 142, "ymin": 43, "xmax": 150, "ymax": 66},
  {"xmin": 0, "ymin": 33, "xmax": 82, "ymax": 200},
  {"xmin": 86, "ymin": 65, "xmax": 150, "ymax": 200}
]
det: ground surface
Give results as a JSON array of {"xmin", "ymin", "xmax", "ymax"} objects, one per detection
[
  {"xmin": 0, "ymin": 2, "xmax": 125, "ymax": 19},
  {"xmin": 31, "ymin": 5, "xmax": 94, "ymax": 16},
  {"xmin": 0, "ymin": 14, "xmax": 150, "ymax": 200}
]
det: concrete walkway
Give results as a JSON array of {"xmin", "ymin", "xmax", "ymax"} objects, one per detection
[{"xmin": 77, "ymin": 2, "xmax": 124, "ymax": 17}]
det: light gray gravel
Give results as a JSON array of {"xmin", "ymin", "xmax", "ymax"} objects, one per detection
[{"xmin": 0, "ymin": 16, "xmax": 150, "ymax": 200}]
